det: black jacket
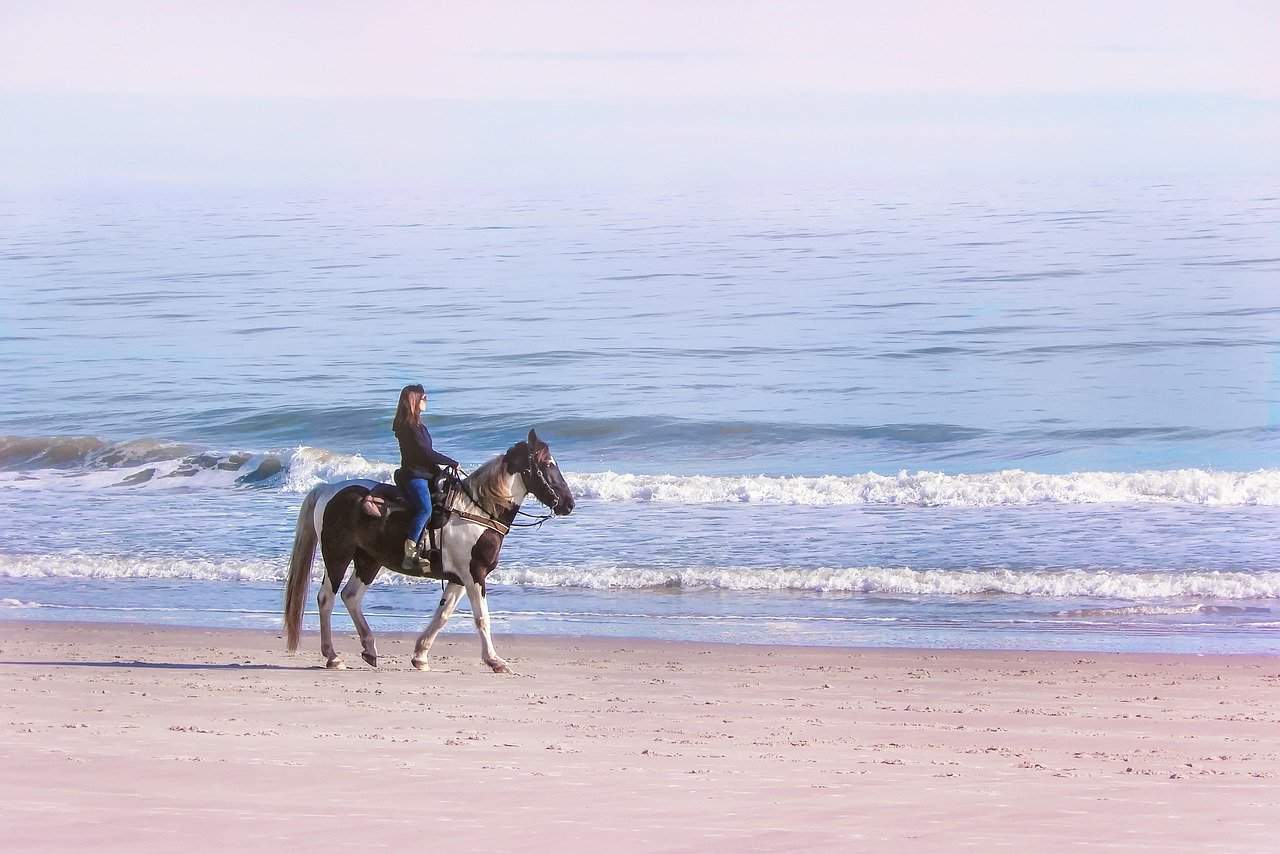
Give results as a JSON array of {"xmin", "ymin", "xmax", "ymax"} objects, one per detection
[{"xmin": 394, "ymin": 422, "xmax": 458, "ymax": 479}]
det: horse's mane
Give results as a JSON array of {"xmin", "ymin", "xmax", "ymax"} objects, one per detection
[{"xmin": 464, "ymin": 454, "xmax": 513, "ymax": 515}]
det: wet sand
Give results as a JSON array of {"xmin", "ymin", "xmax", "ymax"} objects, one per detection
[{"xmin": 1, "ymin": 621, "xmax": 1277, "ymax": 851}]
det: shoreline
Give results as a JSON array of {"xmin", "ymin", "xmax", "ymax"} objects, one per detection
[
  {"xmin": 3, "ymin": 620, "xmax": 1278, "ymax": 851},
  {"xmin": 1, "ymin": 616, "xmax": 1277, "ymax": 661}
]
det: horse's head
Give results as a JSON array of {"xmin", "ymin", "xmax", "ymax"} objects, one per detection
[{"xmin": 504, "ymin": 429, "xmax": 575, "ymax": 516}]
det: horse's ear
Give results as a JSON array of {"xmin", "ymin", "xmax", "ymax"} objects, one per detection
[{"xmin": 528, "ymin": 428, "xmax": 540, "ymax": 448}]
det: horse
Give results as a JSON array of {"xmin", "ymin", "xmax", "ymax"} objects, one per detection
[{"xmin": 282, "ymin": 429, "xmax": 574, "ymax": 673}]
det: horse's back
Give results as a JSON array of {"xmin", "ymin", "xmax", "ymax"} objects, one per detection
[
  {"xmin": 312, "ymin": 479, "xmax": 380, "ymax": 532},
  {"xmin": 317, "ymin": 478, "xmax": 380, "ymax": 502}
]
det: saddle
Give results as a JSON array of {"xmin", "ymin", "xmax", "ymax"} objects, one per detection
[{"xmin": 361, "ymin": 473, "xmax": 454, "ymax": 531}]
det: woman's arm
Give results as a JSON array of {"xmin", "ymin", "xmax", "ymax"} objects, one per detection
[{"xmin": 409, "ymin": 425, "xmax": 458, "ymax": 469}]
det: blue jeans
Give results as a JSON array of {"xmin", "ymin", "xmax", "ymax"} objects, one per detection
[{"xmin": 404, "ymin": 477, "xmax": 433, "ymax": 544}]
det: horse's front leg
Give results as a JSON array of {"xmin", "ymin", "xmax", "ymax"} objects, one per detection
[
  {"xmin": 461, "ymin": 579, "xmax": 509, "ymax": 673},
  {"xmin": 411, "ymin": 582, "xmax": 464, "ymax": 671}
]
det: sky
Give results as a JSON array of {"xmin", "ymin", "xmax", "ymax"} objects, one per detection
[{"xmin": 1, "ymin": 1, "xmax": 1277, "ymax": 188}]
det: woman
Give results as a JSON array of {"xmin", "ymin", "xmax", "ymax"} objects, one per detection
[{"xmin": 392, "ymin": 383, "xmax": 459, "ymax": 570}]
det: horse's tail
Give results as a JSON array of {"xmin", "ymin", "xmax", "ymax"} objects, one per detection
[{"xmin": 283, "ymin": 485, "xmax": 324, "ymax": 652}]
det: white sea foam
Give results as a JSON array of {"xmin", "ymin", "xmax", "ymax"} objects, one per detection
[
  {"xmin": 284, "ymin": 459, "xmax": 1280, "ymax": 506},
  {"xmin": 280, "ymin": 446, "xmax": 396, "ymax": 492},
  {"xmin": 500, "ymin": 565, "xmax": 1280, "ymax": 598},
  {"xmin": 568, "ymin": 468, "xmax": 1280, "ymax": 507},
  {"xmin": 1057, "ymin": 604, "xmax": 1271, "ymax": 618},
  {"xmin": 0, "ymin": 554, "xmax": 289, "ymax": 583},
  {"xmin": 2, "ymin": 554, "xmax": 1277, "ymax": 599}
]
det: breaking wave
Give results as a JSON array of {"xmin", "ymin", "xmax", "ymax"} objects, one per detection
[
  {"xmin": 2, "ymin": 554, "xmax": 1277, "ymax": 600},
  {"xmin": 280, "ymin": 446, "xmax": 394, "ymax": 492},
  {"xmin": 502, "ymin": 565, "xmax": 1280, "ymax": 598},
  {"xmin": 569, "ymin": 469, "xmax": 1280, "ymax": 507},
  {"xmin": 4, "ymin": 435, "xmax": 1279, "ymax": 507},
  {"xmin": 0, "ymin": 435, "xmax": 198, "ymax": 470},
  {"xmin": 0, "ymin": 435, "xmax": 287, "ymax": 490}
]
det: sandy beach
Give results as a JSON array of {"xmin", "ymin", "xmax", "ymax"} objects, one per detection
[{"xmin": 0, "ymin": 621, "xmax": 1276, "ymax": 852}]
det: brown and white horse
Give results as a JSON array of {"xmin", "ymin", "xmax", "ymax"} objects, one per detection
[{"xmin": 283, "ymin": 429, "xmax": 574, "ymax": 672}]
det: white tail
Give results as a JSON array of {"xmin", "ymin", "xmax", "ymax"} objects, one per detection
[{"xmin": 283, "ymin": 485, "xmax": 323, "ymax": 651}]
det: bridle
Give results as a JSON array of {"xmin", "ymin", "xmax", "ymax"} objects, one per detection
[
  {"xmin": 515, "ymin": 453, "xmax": 563, "ymax": 526},
  {"xmin": 455, "ymin": 450, "xmax": 562, "ymax": 534}
]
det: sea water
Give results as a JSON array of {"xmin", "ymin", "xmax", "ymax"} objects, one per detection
[{"xmin": 1, "ymin": 179, "xmax": 1277, "ymax": 653}]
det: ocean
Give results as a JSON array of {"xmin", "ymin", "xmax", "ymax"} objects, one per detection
[{"xmin": 2, "ymin": 179, "xmax": 1278, "ymax": 654}]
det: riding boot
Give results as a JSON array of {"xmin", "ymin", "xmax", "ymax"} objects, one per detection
[{"xmin": 401, "ymin": 538, "xmax": 419, "ymax": 571}]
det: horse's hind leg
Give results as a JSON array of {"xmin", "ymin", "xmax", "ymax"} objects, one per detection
[
  {"xmin": 412, "ymin": 581, "xmax": 464, "ymax": 671},
  {"xmin": 317, "ymin": 574, "xmax": 342, "ymax": 668},
  {"xmin": 319, "ymin": 542, "xmax": 352, "ymax": 669},
  {"xmin": 342, "ymin": 551, "xmax": 381, "ymax": 668}
]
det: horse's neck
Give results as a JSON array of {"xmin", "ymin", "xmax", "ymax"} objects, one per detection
[
  {"xmin": 464, "ymin": 470, "xmax": 526, "ymax": 517},
  {"xmin": 507, "ymin": 473, "xmax": 528, "ymax": 509}
]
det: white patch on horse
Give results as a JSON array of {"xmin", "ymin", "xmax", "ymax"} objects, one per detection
[{"xmin": 412, "ymin": 582, "xmax": 465, "ymax": 670}]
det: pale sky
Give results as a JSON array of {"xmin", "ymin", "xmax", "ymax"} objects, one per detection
[{"xmin": 2, "ymin": 1, "xmax": 1277, "ymax": 187}]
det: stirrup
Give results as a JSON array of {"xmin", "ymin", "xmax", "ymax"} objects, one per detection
[{"xmin": 420, "ymin": 528, "xmax": 440, "ymax": 565}]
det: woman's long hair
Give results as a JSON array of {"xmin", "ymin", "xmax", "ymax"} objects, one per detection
[{"xmin": 392, "ymin": 384, "xmax": 425, "ymax": 433}]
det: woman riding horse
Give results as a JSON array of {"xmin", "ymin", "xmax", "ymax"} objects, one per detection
[
  {"xmin": 392, "ymin": 384, "xmax": 458, "ymax": 570},
  {"xmin": 283, "ymin": 428, "xmax": 575, "ymax": 672}
]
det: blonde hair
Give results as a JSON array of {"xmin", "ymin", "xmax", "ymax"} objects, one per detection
[{"xmin": 464, "ymin": 455, "xmax": 513, "ymax": 515}]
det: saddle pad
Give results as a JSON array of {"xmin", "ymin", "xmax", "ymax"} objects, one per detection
[{"xmin": 361, "ymin": 482, "xmax": 451, "ymax": 530}]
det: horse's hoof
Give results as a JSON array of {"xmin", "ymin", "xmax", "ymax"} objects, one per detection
[
  {"xmin": 326, "ymin": 658, "xmax": 346, "ymax": 670},
  {"xmin": 361, "ymin": 652, "xmax": 378, "ymax": 668},
  {"xmin": 411, "ymin": 658, "xmax": 430, "ymax": 672}
]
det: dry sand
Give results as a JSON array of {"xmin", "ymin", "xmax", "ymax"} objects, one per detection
[{"xmin": 1, "ymin": 621, "xmax": 1277, "ymax": 852}]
